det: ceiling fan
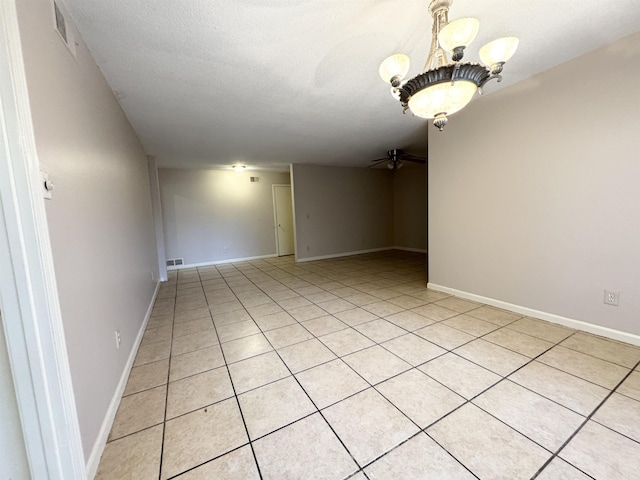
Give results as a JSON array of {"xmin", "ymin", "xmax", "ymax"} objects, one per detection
[{"xmin": 370, "ymin": 149, "xmax": 427, "ymax": 171}]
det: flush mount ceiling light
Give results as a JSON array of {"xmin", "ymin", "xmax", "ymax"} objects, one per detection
[
  {"xmin": 232, "ymin": 165, "xmax": 246, "ymax": 172},
  {"xmin": 379, "ymin": 0, "xmax": 518, "ymax": 131}
]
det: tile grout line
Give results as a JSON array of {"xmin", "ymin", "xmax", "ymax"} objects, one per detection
[{"xmin": 530, "ymin": 358, "xmax": 640, "ymax": 480}]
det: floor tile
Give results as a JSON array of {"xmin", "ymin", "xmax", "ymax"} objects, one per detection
[
  {"xmin": 365, "ymin": 432, "xmax": 476, "ymax": 480},
  {"xmin": 172, "ymin": 318, "xmax": 214, "ymax": 338},
  {"xmin": 507, "ymin": 317, "xmax": 574, "ymax": 343},
  {"xmin": 302, "ymin": 315, "xmax": 348, "ymax": 336},
  {"xmin": 454, "ymin": 338, "xmax": 530, "ymax": 376},
  {"xmin": 354, "ymin": 318, "xmax": 407, "ymax": 343},
  {"xmin": 252, "ymin": 311, "xmax": 297, "ymax": 331},
  {"xmin": 592, "ymin": 392, "xmax": 640, "ymax": 442},
  {"xmin": 253, "ymin": 414, "xmax": 358, "ymax": 480},
  {"xmin": 618, "ymin": 370, "xmax": 640, "ymax": 401},
  {"xmin": 343, "ymin": 345, "xmax": 411, "ymax": 385},
  {"xmin": 509, "ymin": 361, "xmax": 609, "ymax": 416},
  {"xmin": 296, "ymin": 359, "xmax": 369, "ymax": 409},
  {"xmin": 535, "ymin": 458, "xmax": 592, "ymax": 480},
  {"xmin": 465, "ymin": 306, "xmax": 521, "ymax": 326},
  {"xmin": 384, "ymin": 311, "xmax": 434, "ymax": 331},
  {"xmin": 414, "ymin": 323, "xmax": 475, "ymax": 350},
  {"xmin": 109, "ymin": 385, "xmax": 166, "ymax": 441},
  {"xmin": 227, "ymin": 351, "xmax": 290, "ymax": 394},
  {"xmin": 443, "ymin": 314, "xmax": 500, "ymax": 337},
  {"xmin": 124, "ymin": 359, "xmax": 169, "ymax": 396},
  {"xmin": 169, "ymin": 345, "xmax": 225, "ymax": 382},
  {"xmin": 474, "ymin": 380, "xmax": 585, "ymax": 450},
  {"xmin": 538, "ymin": 346, "xmax": 629, "ymax": 389},
  {"xmin": 141, "ymin": 325, "xmax": 173, "ymax": 346},
  {"xmin": 221, "ymin": 333, "xmax": 273, "ymax": 364},
  {"xmin": 264, "ymin": 323, "xmax": 313, "ymax": 349},
  {"xmin": 433, "ymin": 296, "xmax": 481, "ymax": 314},
  {"xmin": 483, "ymin": 327, "xmax": 554, "ymax": 357},
  {"xmin": 216, "ymin": 320, "xmax": 260, "ymax": 343},
  {"xmin": 171, "ymin": 330, "xmax": 219, "ymax": 355},
  {"xmin": 427, "ymin": 403, "xmax": 550, "ymax": 479},
  {"xmin": 166, "ymin": 367, "xmax": 234, "ymax": 419},
  {"xmin": 134, "ymin": 339, "xmax": 171, "ymax": 366},
  {"xmin": 96, "ymin": 425, "xmax": 163, "ymax": 480},
  {"xmin": 381, "ymin": 333, "xmax": 446, "ymax": 366},
  {"xmin": 316, "ymin": 298, "xmax": 355, "ymax": 314},
  {"xmin": 376, "ymin": 369, "xmax": 465, "ymax": 428},
  {"xmin": 238, "ymin": 376, "xmax": 316, "ymax": 440},
  {"xmin": 277, "ymin": 338, "xmax": 337, "ymax": 373},
  {"xmin": 287, "ymin": 304, "xmax": 327, "ymax": 321},
  {"xmin": 560, "ymin": 420, "xmax": 640, "ymax": 480},
  {"xmin": 319, "ymin": 328, "xmax": 375, "ymax": 357},
  {"xmin": 323, "ymin": 388, "xmax": 420, "ymax": 466},
  {"xmin": 410, "ymin": 304, "xmax": 458, "ymax": 321},
  {"xmin": 419, "ymin": 353, "xmax": 501, "ymax": 400},
  {"xmin": 245, "ymin": 302, "xmax": 283, "ymax": 318},
  {"xmin": 173, "ymin": 445, "xmax": 260, "ymax": 480},
  {"xmin": 211, "ymin": 309, "xmax": 251, "ymax": 327},
  {"xmin": 161, "ymin": 399, "xmax": 248, "ymax": 479},
  {"xmin": 362, "ymin": 301, "xmax": 405, "ymax": 317},
  {"xmin": 386, "ymin": 295, "xmax": 427, "ymax": 309},
  {"xmin": 333, "ymin": 307, "xmax": 379, "ymax": 326},
  {"xmin": 561, "ymin": 331, "xmax": 640, "ymax": 368}
]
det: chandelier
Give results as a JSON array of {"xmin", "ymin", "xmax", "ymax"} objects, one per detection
[{"xmin": 379, "ymin": 0, "xmax": 518, "ymax": 131}]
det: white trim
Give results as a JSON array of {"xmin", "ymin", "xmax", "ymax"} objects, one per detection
[
  {"xmin": 147, "ymin": 156, "xmax": 167, "ymax": 281},
  {"xmin": 167, "ymin": 253, "xmax": 279, "ymax": 270},
  {"xmin": 296, "ymin": 247, "xmax": 393, "ymax": 263},
  {"xmin": 271, "ymin": 184, "xmax": 280, "ymax": 257},
  {"xmin": 290, "ymin": 165, "xmax": 299, "ymax": 261},
  {"xmin": 427, "ymin": 283, "xmax": 640, "ymax": 348},
  {"xmin": 85, "ymin": 281, "xmax": 160, "ymax": 479},
  {"xmin": 391, "ymin": 246, "xmax": 428, "ymax": 253},
  {"xmin": 0, "ymin": 1, "xmax": 86, "ymax": 478}
]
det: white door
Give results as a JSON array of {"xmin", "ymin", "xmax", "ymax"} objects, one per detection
[{"xmin": 273, "ymin": 185, "xmax": 294, "ymax": 256}]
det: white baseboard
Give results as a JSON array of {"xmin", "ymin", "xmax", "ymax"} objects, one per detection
[
  {"xmin": 427, "ymin": 283, "xmax": 640, "ymax": 348},
  {"xmin": 296, "ymin": 247, "xmax": 391, "ymax": 263},
  {"xmin": 85, "ymin": 280, "xmax": 161, "ymax": 479},
  {"xmin": 167, "ymin": 253, "xmax": 278, "ymax": 270}
]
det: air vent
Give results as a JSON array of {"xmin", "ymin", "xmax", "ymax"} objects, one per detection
[
  {"xmin": 175, "ymin": 258, "xmax": 184, "ymax": 265},
  {"xmin": 250, "ymin": 177, "xmax": 260, "ymax": 183},
  {"xmin": 54, "ymin": 2, "xmax": 67, "ymax": 43},
  {"xmin": 52, "ymin": 1, "xmax": 77, "ymax": 57},
  {"xmin": 166, "ymin": 258, "xmax": 184, "ymax": 267},
  {"xmin": 166, "ymin": 260, "xmax": 175, "ymax": 267}
]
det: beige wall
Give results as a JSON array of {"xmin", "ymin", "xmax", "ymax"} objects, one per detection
[
  {"xmin": 17, "ymin": 0, "xmax": 158, "ymax": 460},
  {"xmin": 429, "ymin": 32, "xmax": 640, "ymax": 336},
  {"xmin": 159, "ymin": 168, "xmax": 290, "ymax": 265},
  {"xmin": 394, "ymin": 165, "xmax": 427, "ymax": 251},
  {"xmin": 292, "ymin": 164, "xmax": 394, "ymax": 260}
]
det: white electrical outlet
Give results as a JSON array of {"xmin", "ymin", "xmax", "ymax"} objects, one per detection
[
  {"xmin": 604, "ymin": 290, "xmax": 620, "ymax": 306},
  {"xmin": 115, "ymin": 330, "xmax": 121, "ymax": 349}
]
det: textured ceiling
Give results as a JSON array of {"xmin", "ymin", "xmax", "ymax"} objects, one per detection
[{"xmin": 63, "ymin": 0, "xmax": 640, "ymax": 171}]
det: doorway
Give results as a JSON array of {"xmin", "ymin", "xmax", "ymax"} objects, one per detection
[{"xmin": 273, "ymin": 185, "xmax": 294, "ymax": 256}]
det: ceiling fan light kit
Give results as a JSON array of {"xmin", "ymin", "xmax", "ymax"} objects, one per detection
[{"xmin": 380, "ymin": 0, "xmax": 519, "ymax": 131}]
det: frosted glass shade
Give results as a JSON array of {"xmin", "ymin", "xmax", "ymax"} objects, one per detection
[
  {"xmin": 379, "ymin": 54, "xmax": 411, "ymax": 83},
  {"xmin": 408, "ymin": 80, "xmax": 477, "ymax": 119},
  {"xmin": 438, "ymin": 18, "xmax": 479, "ymax": 52},
  {"xmin": 479, "ymin": 37, "xmax": 519, "ymax": 66}
]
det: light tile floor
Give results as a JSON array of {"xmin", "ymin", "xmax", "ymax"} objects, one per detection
[{"xmin": 96, "ymin": 251, "xmax": 640, "ymax": 479}]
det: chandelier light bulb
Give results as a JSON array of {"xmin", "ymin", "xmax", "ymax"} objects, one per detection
[
  {"xmin": 438, "ymin": 17, "xmax": 480, "ymax": 54},
  {"xmin": 479, "ymin": 36, "xmax": 519, "ymax": 67},
  {"xmin": 379, "ymin": 54, "xmax": 411, "ymax": 86}
]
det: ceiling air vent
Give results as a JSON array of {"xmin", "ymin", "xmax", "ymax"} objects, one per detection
[
  {"xmin": 250, "ymin": 177, "xmax": 260, "ymax": 183},
  {"xmin": 54, "ymin": 2, "xmax": 67, "ymax": 43}
]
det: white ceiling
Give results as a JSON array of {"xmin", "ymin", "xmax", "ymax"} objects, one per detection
[{"xmin": 63, "ymin": 0, "xmax": 640, "ymax": 171}]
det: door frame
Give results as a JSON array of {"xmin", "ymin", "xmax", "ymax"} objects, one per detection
[
  {"xmin": 0, "ymin": 1, "xmax": 86, "ymax": 478},
  {"xmin": 271, "ymin": 184, "xmax": 294, "ymax": 257}
]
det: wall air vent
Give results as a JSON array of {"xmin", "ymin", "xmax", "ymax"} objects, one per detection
[
  {"xmin": 52, "ymin": 1, "xmax": 77, "ymax": 57},
  {"xmin": 166, "ymin": 260, "xmax": 175, "ymax": 267},
  {"xmin": 250, "ymin": 177, "xmax": 260, "ymax": 183},
  {"xmin": 166, "ymin": 258, "xmax": 184, "ymax": 267},
  {"xmin": 175, "ymin": 258, "xmax": 184, "ymax": 265}
]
